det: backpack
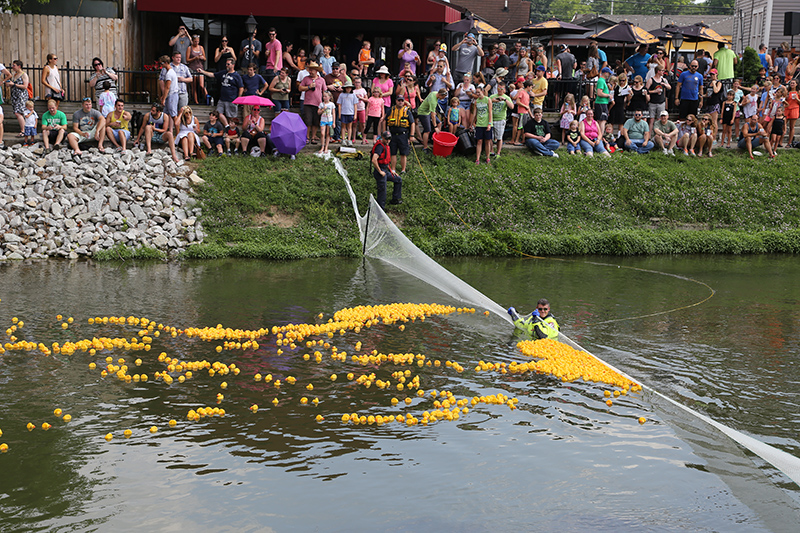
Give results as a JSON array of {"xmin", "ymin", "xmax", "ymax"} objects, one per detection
[{"xmin": 27, "ymin": 83, "xmax": 33, "ymax": 99}]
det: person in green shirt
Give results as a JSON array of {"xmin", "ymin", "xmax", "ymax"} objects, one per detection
[
  {"xmin": 712, "ymin": 43, "xmax": 737, "ymax": 82},
  {"xmin": 489, "ymin": 81, "xmax": 513, "ymax": 157},
  {"xmin": 594, "ymin": 67, "xmax": 613, "ymax": 135},
  {"xmin": 41, "ymin": 98, "xmax": 68, "ymax": 151},
  {"xmin": 471, "ymin": 85, "xmax": 493, "ymax": 164},
  {"xmin": 417, "ymin": 88, "xmax": 446, "ymax": 151}
]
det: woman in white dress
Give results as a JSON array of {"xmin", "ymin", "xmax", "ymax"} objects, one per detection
[{"xmin": 175, "ymin": 106, "xmax": 200, "ymax": 160}]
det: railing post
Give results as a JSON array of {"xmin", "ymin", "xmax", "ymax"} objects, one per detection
[{"xmin": 66, "ymin": 61, "xmax": 71, "ymax": 101}]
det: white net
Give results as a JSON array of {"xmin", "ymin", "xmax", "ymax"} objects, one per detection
[{"xmin": 329, "ymin": 154, "xmax": 800, "ymax": 489}]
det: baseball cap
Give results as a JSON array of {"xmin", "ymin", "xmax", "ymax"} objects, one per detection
[
  {"xmin": 601, "ymin": 67, "xmax": 613, "ymax": 74},
  {"xmin": 440, "ymin": 44, "xmax": 447, "ymax": 51},
  {"xmin": 396, "ymin": 94, "xmax": 405, "ymax": 100},
  {"xmin": 709, "ymin": 68, "xmax": 718, "ymax": 74},
  {"xmin": 536, "ymin": 65, "xmax": 546, "ymax": 71},
  {"xmin": 660, "ymin": 110, "xmax": 669, "ymax": 117},
  {"xmin": 381, "ymin": 130, "xmax": 392, "ymax": 140},
  {"xmin": 466, "ymin": 32, "xmax": 476, "ymax": 39},
  {"xmin": 559, "ymin": 44, "xmax": 568, "ymax": 52}
]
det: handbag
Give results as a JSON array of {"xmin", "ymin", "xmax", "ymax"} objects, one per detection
[{"xmin": 588, "ymin": 66, "xmax": 599, "ymax": 79}]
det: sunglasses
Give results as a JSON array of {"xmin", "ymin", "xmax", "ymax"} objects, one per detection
[
  {"xmin": 82, "ymin": 97, "xmax": 91, "ymax": 102},
  {"xmin": 93, "ymin": 63, "xmax": 101, "ymax": 67},
  {"xmin": 51, "ymin": 57, "xmax": 58, "ymax": 60},
  {"xmin": 222, "ymin": 39, "xmax": 228, "ymax": 42}
]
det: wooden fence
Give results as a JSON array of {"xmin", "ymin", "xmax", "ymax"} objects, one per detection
[{"xmin": 0, "ymin": 11, "xmax": 139, "ymax": 71}]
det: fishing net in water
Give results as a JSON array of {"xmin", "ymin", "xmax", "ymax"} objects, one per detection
[{"xmin": 328, "ymin": 155, "xmax": 800, "ymax": 489}]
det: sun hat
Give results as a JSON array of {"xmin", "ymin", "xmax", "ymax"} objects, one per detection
[
  {"xmin": 307, "ymin": 61, "xmax": 323, "ymax": 72},
  {"xmin": 375, "ymin": 65, "xmax": 390, "ymax": 76},
  {"xmin": 343, "ymin": 80, "xmax": 354, "ymax": 88},
  {"xmin": 495, "ymin": 68, "xmax": 509, "ymax": 78}
]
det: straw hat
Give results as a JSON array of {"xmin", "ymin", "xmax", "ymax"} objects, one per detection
[
  {"xmin": 375, "ymin": 65, "xmax": 391, "ymax": 76},
  {"xmin": 495, "ymin": 67, "xmax": 509, "ymax": 79},
  {"xmin": 307, "ymin": 61, "xmax": 323, "ymax": 72}
]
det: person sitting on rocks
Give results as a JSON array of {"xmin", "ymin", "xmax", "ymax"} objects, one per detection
[
  {"xmin": 134, "ymin": 102, "xmax": 178, "ymax": 161},
  {"xmin": 41, "ymin": 98, "xmax": 68, "ymax": 152},
  {"xmin": 67, "ymin": 97, "xmax": 106, "ymax": 156},
  {"xmin": 105, "ymin": 99, "xmax": 132, "ymax": 152}
]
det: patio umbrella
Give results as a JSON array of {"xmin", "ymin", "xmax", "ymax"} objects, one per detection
[
  {"xmin": 506, "ymin": 18, "xmax": 591, "ymax": 69},
  {"xmin": 232, "ymin": 95, "xmax": 275, "ymax": 106},
  {"xmin": 590, "ymin": 21, "xmax": 660, "ymax": 45},
  {"xmin": 270, "ymin": 111, "xmax": 307, "ymax": 155},
  {"xmin": 443, "ymin": 16, "xmax": 501, "ymax": 35},
  {"xmin": 676, "ymin": 22, "xmax": 729, "ymax": 44},
  {"xmin": 590, "ymin": 20, "xmax": 660, "ymax": 64}
]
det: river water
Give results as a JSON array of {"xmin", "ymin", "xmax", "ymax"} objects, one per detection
[{"xmin": 0, "ymin": 255, "xmax": 799, "ymax": 532}]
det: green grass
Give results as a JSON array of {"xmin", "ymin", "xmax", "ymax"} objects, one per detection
[{"xmin": 183, "ymin": 148, "xmax": 800, "ymax": 258}]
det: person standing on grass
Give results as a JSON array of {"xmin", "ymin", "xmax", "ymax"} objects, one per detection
[
  {"xmin": 490, "ymin": 81, "xmax": 513, "ymax": 157},
  {"xmin": 386, "ymin": 94, "xmax": 412, "ymax": 174},
  {"xmin": 417, "ymin": 87, "xmax": 446, "ymax": 152},
  {"xmin": 471, "ymin": 85, "xmax": 493, "ymax": 165},
  {"xmin": 371, "ymin": 130, "xmax": 402, "ymax": 209}
]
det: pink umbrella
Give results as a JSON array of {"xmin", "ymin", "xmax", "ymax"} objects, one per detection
[{"xmin": 232, "ymin": 95, "xmax": 275, "ymax": 106}]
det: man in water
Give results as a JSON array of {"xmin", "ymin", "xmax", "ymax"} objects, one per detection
[{"xmin": 508, "ymin": 299, "xmax": 559, "ymax": 339}]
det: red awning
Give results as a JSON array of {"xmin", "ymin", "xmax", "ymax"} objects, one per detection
[{"xmin": 136, "ymin": 0, "xmax": 462, "ymax": 23}]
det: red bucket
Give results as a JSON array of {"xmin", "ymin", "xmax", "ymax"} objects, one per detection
[{"xmin": 432, "ymin": 132, "xmax": 458, "ymax": 157}]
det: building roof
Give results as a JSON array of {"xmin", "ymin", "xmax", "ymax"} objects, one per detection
[
  {"xmin": 452, "ymin": 0, "xmax": 531, "ymax": 34},
  {"xmin": 136, "ymin": 0, "xmax": 462, "ymax": 23},
  {"xmin": 572, "ymin": 13, "xmax": 734, "ymax": 38}
]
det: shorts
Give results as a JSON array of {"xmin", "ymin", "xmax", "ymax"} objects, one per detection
[
  {"xmin": 242, "ymin": 130, "xmax": 266, "ymax": 141},
  {"xmin": 46, "ymin": 129, "xmax": 62, "ymax": 143},
  {"xmin": 320, "ymin": 120, "xmax": 333, "ymax": 127},
  {"xmin": 23, "ymin": 126, "xmax": 37, "ymax": 136},
  {"xmin": 786, "ymin": 107, "xmax": 799, "ymax": 120},
  {"xmin": 68, "ymin": 126, "xmax": 97, "ymax": 144},
  {"xmin": 474, "ymin": 126, "xmax": 492, "ymax": 140},
  {"xmin": 356, "ymin": 109, "xmax": 366, "ymax": 124},
  {"xmin": 109, "ymin": 128, "xmax": 130, "ymax": 142},
  {"xmin": 206, "ymin": 135, "xmax": 225, "ymax": 146},
  {"xmin": 678, "ymin": 99, "xmax": 698, "ymax": 120},
  {"xmin": 418, "ymin": 114, "xmax": 432, "ymax": 134},
  {"xmin": 0, "ymin": 105, "xmax": 4, "ymax": 116},
  {"xmin": 738, "ymin": 136, "xmax": 762, "ymax": 149},
  {"xmin": 178, "ymin": 92, "xmax": 189, "ymax": 110},
  {"xmin": 164, "ymin": 93, "xmax": 179, "ymax": 118},
  {"xmin": 341, "ymin": 114, "xmax": 354, "ymax": 124},
  {"xmin": 458, "ymin": 100, "xmax": 471, "ymax": 110},
  {"xmin": 302, "ymin": 105, "xmax": 321, "ymax": 127},
  {"xmin": 594, "ymin": 103, "xmax": 609, "ymax": 122},
  {"xmin": 389, "ymin": 127, "xmax": 410, "ymax": 156},
  {"xmin": 216, "ymin": 100, "xmax": 238, "ymax": 119},
  {"xmin": 518, "ymin": 113, "xmax": 530, "ymax": 130},
  {"xmin": 648, "ymin": 102, "xmax": 666, "ymax": 119},
  {"xmin": 152, "ymin": 132, "xmax": 165, "ymax": 144},
  {"xmin": 492, "ymin": 120, "xmax": 506, "ymax": 140}
]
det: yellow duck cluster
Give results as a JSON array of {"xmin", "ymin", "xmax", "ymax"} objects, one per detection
[{"xmin": 0, "ymin": 302, "xmax": 650, "ymax": 452}]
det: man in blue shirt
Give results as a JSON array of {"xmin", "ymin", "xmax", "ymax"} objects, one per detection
[
  {"xmin": 624, "ymin": 44, "xmax": 651, "ymax": 80},
  {"xmin": 674, "ymin": 60, "xmax": 704, "ymax": 119},
  {"xmin": 198, "ymin": 58, "xmax": 244, "ymax": 127}
]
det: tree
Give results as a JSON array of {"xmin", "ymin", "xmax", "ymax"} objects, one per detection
[
  {"xmin": 738, "ymin": 46, "xmax": 761, "ymax": 84},
  {"xmin": 529, "ymin": 0, "xmax": 553, "ymax": 24},
  {"xmin": 2, "ymin": 0, "xmax": 49, "ymax": 14}
]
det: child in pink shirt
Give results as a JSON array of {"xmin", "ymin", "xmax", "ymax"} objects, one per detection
[
  {"xmin": 360, "ymin": 86, "xmax": 385, "ymax": 143},
  {"xmin": 353, "ymin": 76, "xmax": 368, "ymax": 143}
]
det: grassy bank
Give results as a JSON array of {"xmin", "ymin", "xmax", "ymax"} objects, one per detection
[{"xmin": 183, "ymin": 148, "xmax": 800, "ymax": 259}]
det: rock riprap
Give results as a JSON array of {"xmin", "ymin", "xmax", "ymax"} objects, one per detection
[{"xmin": 0, "ymin": 145, "xmax": 205, "ymax": 260}]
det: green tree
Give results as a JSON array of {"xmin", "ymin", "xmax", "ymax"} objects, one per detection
[
  {"xmin": 550, "ymin": 0, "xmax": 590, "ymax": 21},
  {"xmin": 738, "ymin": 46, "xmax": 761, "ymax": 84},
  {"xmin": 529, "ymin": 0, "xmax": 553, "ymax": 23}
]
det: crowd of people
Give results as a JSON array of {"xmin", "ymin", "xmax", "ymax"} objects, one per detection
[{"xmin": 2, "ymin": 24, "xmax": 798, "ymax": 165}]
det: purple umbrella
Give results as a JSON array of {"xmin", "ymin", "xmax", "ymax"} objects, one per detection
[{"xmin": 270, "ymin": 111, "xmax": 307, "ymax": 155}]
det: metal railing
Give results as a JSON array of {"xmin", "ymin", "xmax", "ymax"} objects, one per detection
[{"xmin": 11, "ymin": 63, "xmax": 216, "ymax": 104}]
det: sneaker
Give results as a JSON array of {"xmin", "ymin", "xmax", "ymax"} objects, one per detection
[
  {"xmin": 388, "ymin": 199, "xmax": 402, "ymax": 205},
  {"xmin": 668, "ymin": 149, "xmax": 675, "ymax": 156},
  {"xmin": 551, "ymin": 152, "xmax": 559, "ymax": 158},
  {"xmin": 662, "ymin": 148, "xmax": 669, "ymax": 155},
  {"xmin": 226, "ymin": 150, "xmax": 232, "ymax": 156},
  {"xmin": 753, "ymin": 150, "xmax": 763, "ymax": 156},
  {"xmin": 683, "ymin": 148, "xmax": 689, "ymax": 155}
]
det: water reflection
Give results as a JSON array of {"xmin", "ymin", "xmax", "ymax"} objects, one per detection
[{"xmin": 0, "ymin": 257, "xmax": 799, "ymax": 530}]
